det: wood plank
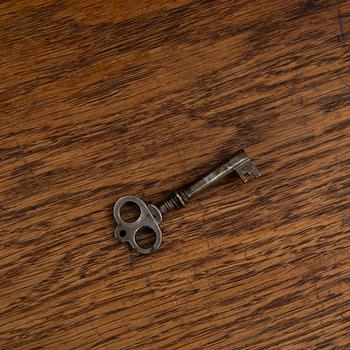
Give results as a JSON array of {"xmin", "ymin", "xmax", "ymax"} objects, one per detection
[{"xmin": 0, "ymin": 0, "xmax": 349, "ymax": 349}]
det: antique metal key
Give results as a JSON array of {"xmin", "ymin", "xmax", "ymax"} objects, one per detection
[{"xmin": 114, "ymin": 149, "xmax": 261, "ymax": 254}]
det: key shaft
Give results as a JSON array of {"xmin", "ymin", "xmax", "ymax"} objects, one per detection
[{"xmin": 158, "ymin": 149, "xmax": 261, "ymax": 214}]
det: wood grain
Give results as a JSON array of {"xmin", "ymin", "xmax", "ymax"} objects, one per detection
[{"xmin": 1, "ymin": 0, "xmax": 350, "ymax": 349}]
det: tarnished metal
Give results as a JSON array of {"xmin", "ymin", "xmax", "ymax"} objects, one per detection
[
  {"xmin": 114, "ymin": 149, "xmax": 261, "ymax": 254},
  {"xmin": 114, "ymin": 196, "xmax": 163, "ymax": 254}
]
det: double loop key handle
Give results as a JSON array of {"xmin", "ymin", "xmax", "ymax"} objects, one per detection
[
  {"xmin": 114, "ymin": 196, "xmax": 163, "ymax": 254},
  {"xmin": 114, "ymin": 149, "xmax": 261, "ymax": 254}
]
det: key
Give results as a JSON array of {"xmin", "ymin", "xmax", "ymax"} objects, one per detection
[{"xmin": 113, "ymin": 149, "xmax": 261, "ymax": 254}]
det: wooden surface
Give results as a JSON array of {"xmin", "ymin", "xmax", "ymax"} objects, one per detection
[{"xmin": 1, "ymin": 0, "xmax": 350, "ymax": 349}]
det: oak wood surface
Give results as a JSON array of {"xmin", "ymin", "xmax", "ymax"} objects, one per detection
[{"xmin": 1, "ymin": 0, "xmax": 350, "ymax": 349}]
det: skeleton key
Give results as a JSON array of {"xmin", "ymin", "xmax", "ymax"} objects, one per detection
[{"xmin": 113, "ymin": 149, "xmax": 261, "ymax": 254}]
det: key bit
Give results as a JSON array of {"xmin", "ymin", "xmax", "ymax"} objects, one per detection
[{"xmin": 113, "ymin": 149, "xmax": 261, "ymax": 254}]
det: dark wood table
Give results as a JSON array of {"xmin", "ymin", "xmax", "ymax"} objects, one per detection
[{"xmin": 1, "ymin": 1, "xmax": 349, "ymax": 349}]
